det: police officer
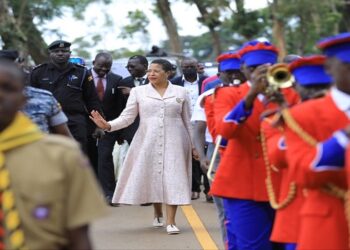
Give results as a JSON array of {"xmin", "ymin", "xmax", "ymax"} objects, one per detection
[{"xmin": 30, "ymin": 40, "xmax": 103, "ymax": 153}]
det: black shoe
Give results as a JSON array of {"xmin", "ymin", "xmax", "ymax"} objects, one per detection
[
  {"xmin": 140, "ymin": 203, "xmax": 152, "ymax": 206},
  {"xmin": 205, "ymin": 194, "xmax": 214, "ymax": 203},
  {"xmin": 191, "ymin": 192, "xmax": 200, "ymax": 200},
  {"xmin": 106, "ymin": 196, "xmax": 119, "ymax": 207},
  {"xmin": 109, "ymin": 202, "xmax": 119, "ymax": 207}
]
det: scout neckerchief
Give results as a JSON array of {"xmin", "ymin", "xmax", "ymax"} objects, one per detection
[{"xmin": 0, "ymin": 112, "xmax": 44, "ymax": 250}]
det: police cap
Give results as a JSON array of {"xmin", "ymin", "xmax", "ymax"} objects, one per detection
[
  {"xmin": 48, "ymin": 40, "xmax": 71, "ymax": 51},
  {"xmin": 0, "ymin": 50, "xmax": 19, "ymax": 61}
]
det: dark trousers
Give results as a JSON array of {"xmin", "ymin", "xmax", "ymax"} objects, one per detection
[
  {"xmin": 67, "ymin": 114, "xmax": 88, "ymax": 154},
  {"xmin": 87, "ymin": 135, "xmax": 98, "ymax": 175},
  {"xmin": 98, "ymin": 132, "xmax": 119, "ymax": 199},
  {"xmin": 192, "ymin": 158, "xmax": 210, "ymax": 193}
]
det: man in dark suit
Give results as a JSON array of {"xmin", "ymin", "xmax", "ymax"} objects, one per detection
[
  {"xmin": 117, "ymin": 55, "xmax": 149, "ymax": 144},
  {"xmin": 171, "ymin": 57, "xmax": 209, "ymax": 200},
  {"xmin": 87, "ymin": 52, "xmax": 124, "ymax": 206},
  {"xmin": 171, "ymin": 57, "xmax": 206, "ymax": 94}
]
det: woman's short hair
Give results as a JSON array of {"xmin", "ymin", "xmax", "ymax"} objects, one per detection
[{"xmin": 151, "ymin": 59, "xmax": 172, "ymax": 72}]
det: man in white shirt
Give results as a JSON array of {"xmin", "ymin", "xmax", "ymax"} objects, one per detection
[{"xmin": 171, "ymin": 57, "xmax": 208, "ymax": 200}]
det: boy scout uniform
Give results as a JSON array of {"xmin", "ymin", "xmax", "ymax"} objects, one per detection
[{"xmin": 5, "ymin": 134, "xmax": 107, "ymax": 249}]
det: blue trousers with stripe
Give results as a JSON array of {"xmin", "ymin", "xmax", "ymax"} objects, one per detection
[{"xmin": 223, "ymin": 198, "xmax": 275, "ymax": 250}]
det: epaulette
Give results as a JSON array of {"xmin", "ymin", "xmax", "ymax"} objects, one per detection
[
  {"xmin": 32, "ymin": 63, "xmax": 47, "ymax": 70},
  {"xmin": 73, "ymin": 63, "xmax": 87, "ymax": 69},
  {"xmin": 199, "ymin": 88, "xmax": 215, "ymax": 108}
]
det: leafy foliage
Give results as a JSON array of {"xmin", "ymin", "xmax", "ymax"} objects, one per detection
[
  {"xmin": 267, "ymin": 0, "xmax": 343, "ymax": 55},
  {"xmin": 2, "ymin": 0, "xmax": 350, "ymax": 63},
  {"xmin": 119, "ymin": 10, "xmax": 150, "ymax": 39}
]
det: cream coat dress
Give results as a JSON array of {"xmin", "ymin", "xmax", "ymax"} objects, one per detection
[{"xmin": 110, "ymin": 83, "xmax": 193, "ymax": 205}]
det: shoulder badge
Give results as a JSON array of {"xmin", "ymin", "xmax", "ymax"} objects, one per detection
[
  {"xmin": 88, "ymin": 75, "xmax": 93, "ymax": 82},
  {"xmin": 57, "ymin": 102, "xmax": 62, "ymax": 111}
]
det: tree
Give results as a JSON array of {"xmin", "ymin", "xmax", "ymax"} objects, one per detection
[
  {"xmin": 267, "ymin": 0, "xmax": 344, "ymax": 56},
  {"xmin": 119, "ymin": 10, "xmax": 150, "ymax": 39},
  {"xmin": 119, "ymin": 9, "xmax": 150, "ymax": 50},
  {"xmin": 0, "ymin": 0, "xmax": 110, "ymax": 64},
  {"xmin": 154, "ymin": 0, "xmax": 182, "ymax": 55},
  {"xmin": 9, "ymin": 1, "xmax": 49, "ymax": 63},
  {"xmin": 0, "ymin": 0, "xmax": 27, "ymax": 53},
  {"xmin": 230, "ymin": 0, "xmax": 268, "ymax": 41},
  {"xmin": 183, "ymin": 0, "xmax": 231, "ymax": 58},
  {"xmin": 337, "ymin": 0, "xmax": 350, "ymax": 32},
  {"xmin": 271, "ymin": 0, "xmax": 287, "ymax": 59}
]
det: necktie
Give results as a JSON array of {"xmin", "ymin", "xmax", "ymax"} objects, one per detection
[
  {"xmin": 136, "ymin": 78, "xmax": 144, "ymax": 86},
  {"xmin": 96, "ymin": 78, "xmax": 104, "ymax": 101},
  {"xmin": 139, "ymin": 78, "xmax": 144, "ymax": 85}
]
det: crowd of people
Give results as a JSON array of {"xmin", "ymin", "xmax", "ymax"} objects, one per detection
[{"xmin": 1, "ymin": 30, "xmax": 350, "ymax": 249}]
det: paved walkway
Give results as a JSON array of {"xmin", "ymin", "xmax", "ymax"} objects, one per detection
[{"xmin": 91, "ymin": 195, "xmax": 224, "ymax": 250}]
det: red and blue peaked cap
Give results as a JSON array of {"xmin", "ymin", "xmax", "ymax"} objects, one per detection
[
  {"xmin": 289, "ymin": 55, "xmax": 332, "ymax": 86},
  {"xmin": 239, "ymin": 40, "xmax": 278, "ymax": 67},
  {"xmin": 216, "ymin": 52, "xmax": 241, "ymax": 71},
  {"xmin": 317, "ymin": 32, "xmax": 350, "ymax": 63}
]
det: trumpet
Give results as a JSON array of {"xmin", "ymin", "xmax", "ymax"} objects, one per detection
[{"xmin": 265, "ymin": 63, "xmax": 294, "ymax": 94}]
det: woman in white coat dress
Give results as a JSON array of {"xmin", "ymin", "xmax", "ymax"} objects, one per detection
[{"xmin": 90, "ymin": 59, "xmax": 197, "ymax": 234}]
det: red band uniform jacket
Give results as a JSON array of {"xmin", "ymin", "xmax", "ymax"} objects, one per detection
[
  {"xmin": 284, "ymin": 91, "xmax": 349, "ymax": 249},
  {"xmin": 210, "ymin": 82, "xmax": 299, "ymax": 201}
]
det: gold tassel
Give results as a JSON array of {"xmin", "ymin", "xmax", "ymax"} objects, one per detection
[{"xmin": 260, "ymin": 126, "xmax": 297, "ymax": 210}]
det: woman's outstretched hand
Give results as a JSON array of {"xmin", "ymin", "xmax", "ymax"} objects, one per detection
[{"xmin": 90, "ymin": 110, "xmax": 111, "ymax": 131}]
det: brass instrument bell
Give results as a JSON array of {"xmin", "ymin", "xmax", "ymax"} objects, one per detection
[{"xmin": 266, "ymin": 63, "xmax": 294, "ymax": 94}]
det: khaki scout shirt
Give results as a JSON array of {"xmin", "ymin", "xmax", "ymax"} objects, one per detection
[{"xmin": 5, "ymin": 135, "xmax": 107, "ymax": 250}]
